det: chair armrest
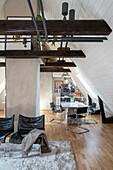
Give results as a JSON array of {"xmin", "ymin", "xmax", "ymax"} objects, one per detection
[{"xmin": 0, "ymin": 136, "xmax": 5, "ymax": 143}]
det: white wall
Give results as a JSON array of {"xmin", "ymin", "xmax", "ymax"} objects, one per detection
[
  {"xmin": 40, "ymin": 73, "xmax": 52, "ymax": 110},
  {"xmin": 0, "ymin": 68, "xmax": 5, "ymax": 110}
]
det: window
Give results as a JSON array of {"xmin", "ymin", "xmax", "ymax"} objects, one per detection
[{"xmin": 77, "ymin": 74, "xmax": 97, "ymax": 98}]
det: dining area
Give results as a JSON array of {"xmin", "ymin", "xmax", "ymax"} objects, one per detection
[{"xmin": 50, "ymin": 91, "xmax": 98, "ymax": 134}]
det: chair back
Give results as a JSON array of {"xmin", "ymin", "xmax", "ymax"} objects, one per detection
[
  {"xmin": 77, "ymin": 107, "xmax": 88, "ymax": 114},
  {"xmin": 98, "ymin": 96, "xmax": 106, "ymax": 121},
  {"xmin": 50, "ymin": 102, "xmax": 55, "ymax": 108},
  {"xmin": 18, "ymin": 114, "xmax": 45, "ymax": 135},
  {"xmin": 64, "ymin": 98, "xmax": 70, "ymax": 102},
  {"xmin": 60, "ymin": 105, "xmax": 65, "ymax": 112},
  {"xmin": 92, "ymin": 102, "xmax": 96, "ymax": 108},
  {"xmin": 0, "ymin": 115, "xmax": 15, "ymax": 137}
]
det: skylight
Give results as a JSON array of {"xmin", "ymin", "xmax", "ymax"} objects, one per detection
[{"xmin": 77, "ymin": 74, "xmax": 97, "ymax": 98}]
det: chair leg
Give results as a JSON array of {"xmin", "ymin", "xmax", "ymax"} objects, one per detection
[
  {"xmin": 39, "ymin": 144, "xmax": 42, "ymax": 156},
  {"xmin": 50, "ymin": 118, "xmax": 64, "ymax": 124},
  {"xmin": 67, "ymin": 123, "xmax": 89, "ymax": 134},
  {"xmin": 50, "ymin": 112, "xmax": 64, "ymax": 124},
  {"xmin": 84, "ymin": 119, "xmax": 98, "ymax": 124}
]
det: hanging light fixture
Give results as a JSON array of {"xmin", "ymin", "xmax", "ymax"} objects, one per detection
[
  {"xmin": 62, "ymin": 2, "xmax": 68, "ymax": 20},
  {"xmin": 69, "ymin": 9, "xmax": 75, "ymax": 20}
]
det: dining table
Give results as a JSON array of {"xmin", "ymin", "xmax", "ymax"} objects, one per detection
[{"xmin": 61, "ymin": 101, "xmax": 88, "ymax": 125}]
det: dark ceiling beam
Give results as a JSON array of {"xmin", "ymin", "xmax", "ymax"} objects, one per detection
[
  {"xmin": 0, "ymin": 20, "xmax": 111, "ymax": 35},
  {"xmin": 0, "ymin": 50, "xmax": 86, "ymax": 58},
  {"xmin": 0, "ymin": 62, "xmax": 6, "ymax": 67},
  {"xmin": 40, "ymin": 67, "xmax": 71, "ymax": 72},
  {"xmin": 40, "ymin": 61, "xmax": 76, "ymax": 67}
]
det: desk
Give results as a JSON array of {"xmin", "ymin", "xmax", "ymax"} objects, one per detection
[{"xmin": 61, "ymin": 101, "xmax": 88, "ymax": 124}]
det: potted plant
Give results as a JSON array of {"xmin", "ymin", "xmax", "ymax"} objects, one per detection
[
  {"xmin": 62, "ymin": 72, "xmax": 68, "ymax": 83},
  {"xmin": 69, "ymin": 93, "xmax": 76, "ymax": 102}
]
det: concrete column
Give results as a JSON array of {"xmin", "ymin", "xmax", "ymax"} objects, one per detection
[
  {"xmin": 6, "ymin": 59, "xmax": 40, "ymax": 120},
  {"xmin": 4, "ymin": 0, "xmax": 41, "ymax": 119}
]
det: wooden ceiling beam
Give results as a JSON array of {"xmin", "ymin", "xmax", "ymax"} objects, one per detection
[
  {"xmin": 0, "ymin": 20, "xmax": 111, "ymax": 35},
  {"xmin": 40, "ymin": 61, "xmax": 76, "ymax": 67},
  {"xmin": 0, "ymin": 62, "xmax": 6, "ymax": 67},
  {"xmin": 40, "ymin": 67, "xmax": 71, "ymax": 72},
  {"xmin": 0, "ymin": 50, "xmax": 86, "ymax": 58}
]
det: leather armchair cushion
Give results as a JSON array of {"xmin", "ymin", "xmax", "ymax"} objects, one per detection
[
  {"xmin": 0, "ymin": 136, "xmax": 5, "ymax": 143},
  {"xmin": 9, "ymin": 132, "xmax": 24, "ymax": 144}
]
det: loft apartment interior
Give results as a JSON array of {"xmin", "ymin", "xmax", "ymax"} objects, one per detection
[{"xmin": 0, "ymin": 0, "xmax": 113, "ymax": 169}]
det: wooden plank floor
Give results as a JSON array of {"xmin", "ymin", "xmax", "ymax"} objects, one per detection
[
  {"xmin": 41, "ymin": 110, "xmax": 113, "ymax": 170},
  {"xmin": 1, "ymin": 110, "xmax": 113, "ymax": 170}
]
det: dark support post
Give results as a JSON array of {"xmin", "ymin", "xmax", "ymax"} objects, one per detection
[{"xmin": 98, "ymin": 96, "xmax": 113, "ymax": 123}]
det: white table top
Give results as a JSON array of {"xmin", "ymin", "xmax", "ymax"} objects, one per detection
[{"xmin": 61, "ymin": 101, "xmax": 88, "ymax": 108}]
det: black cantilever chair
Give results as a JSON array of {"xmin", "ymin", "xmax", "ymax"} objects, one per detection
[
  {"xmin": 0, "ymin": 115, "xmax": 15, "ymax": 143},
  {"xmin": 50, "ymin": 102, "xmax": 56, "ymax": 111},
  {"xmin": 9, "ymin": 114, "xmax": 45, "ymax": 144},
  {"xmin": 50, "ymin": 103, "xmax": 65, "ymax": 124},
  {"xmin": 67, "ymin": 107, "xmax": 89, "ymax": 134}
]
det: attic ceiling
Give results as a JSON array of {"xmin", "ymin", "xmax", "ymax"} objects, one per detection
[
  {"xmin": 0, "ymin": 0, "xmax": 113, "ymax": 115},
  {"xmin": 42, "ymin": 0, "xmax": 113, "ymax": 114}
]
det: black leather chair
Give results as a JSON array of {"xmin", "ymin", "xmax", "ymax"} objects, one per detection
[
  {"xmin": 67, "ymin": 107, "xmax": 89, "ymax": 134},
  {"xmin": 0, "ymin": 115, "xmax": 15, "ymax": 143},
  {"xmin": 9, "ymin": 114, "xmax": 45, "ymax": 144},
  {"xmin": 87, "ymin": 95, "xmax": 100, "ymax": 114},
  {"xmin": 98, "ymin": 96, "xmax": 113, "ymax": 123},
  {"xmin": 50, "ymin": 104, "xmax": 65, "ymax": 124},
  {"xmin": 50, "ymin": 102, "xmax": 56, "ymax": 110}
]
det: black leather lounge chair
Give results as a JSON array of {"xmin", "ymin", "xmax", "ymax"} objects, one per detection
[
  {"xmin": 0, "ymin": 115, "xmax": 15, "ymax": 143},
  {"xmin": 9, "ymin": 114, "xmax": 45, "ymax": 144}
]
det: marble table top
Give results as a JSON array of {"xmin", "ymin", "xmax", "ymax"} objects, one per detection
[{"xmin": 61, "ymin": 101, "xmax": 88, "ymax": 108}]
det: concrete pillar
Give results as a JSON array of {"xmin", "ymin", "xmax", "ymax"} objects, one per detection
[
  {"xmin": 6, "ymin": 59, "xmax": 40, "ymax": 120},
  {"xmin": 4, "ymin": 0, "xmax": 41, "ymax": 119}
]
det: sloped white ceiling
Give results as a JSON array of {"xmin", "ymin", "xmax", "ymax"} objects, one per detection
[
  {"xmin": 42, "ymin": 0, "xmax": 113, "ymax": 114},
  {"xmin": 0, "ymin": 0, "xmax": 113, "ymax": 114}
]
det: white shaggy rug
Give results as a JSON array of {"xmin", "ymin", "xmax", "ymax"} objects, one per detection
[{"xmin": 0, "ymin": 141, "xmax": 76, "ymax": 170}]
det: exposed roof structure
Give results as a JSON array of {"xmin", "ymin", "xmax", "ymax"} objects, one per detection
[{"xmin": 0, "ymin": 0, "xmax": 113, "ymax": 116}]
